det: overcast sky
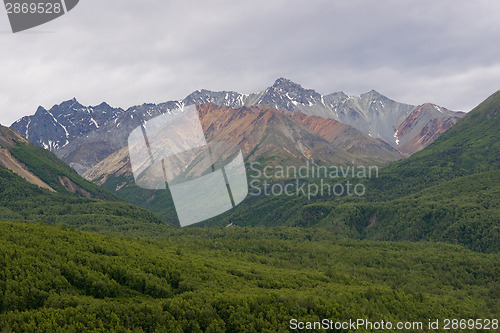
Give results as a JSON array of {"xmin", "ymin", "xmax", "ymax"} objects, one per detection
[{"xmin": 1, "ymin": 0, "xmax": 499, "ymax": 125}]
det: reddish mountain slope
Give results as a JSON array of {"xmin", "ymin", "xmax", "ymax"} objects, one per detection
[
  {"xmin": 396, "ymin": 103, "xmax": 465, "ymax": 155},
  {"xmin": 197, "ymin": 103, "xmax": 401, "ymax": 164}
]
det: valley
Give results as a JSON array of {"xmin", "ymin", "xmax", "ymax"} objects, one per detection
[{"xmin": 0, "ymin": 85, "xmax": 497, "ymax": 332}]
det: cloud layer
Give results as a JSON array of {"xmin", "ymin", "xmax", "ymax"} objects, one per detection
[{"xmin": 1, "ymin": 0, "xmax": 499, "ymax": 125}]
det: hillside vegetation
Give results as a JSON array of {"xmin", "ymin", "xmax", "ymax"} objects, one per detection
[
  {"xmin": 0, "ymin": 126, "xmax": 169, "ymax": 236},
  {"xmin": 0, "ymin": 222, "xmax": 498, "ymax": 332}
]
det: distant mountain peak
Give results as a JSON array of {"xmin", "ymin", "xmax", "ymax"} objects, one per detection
[
  {"xmin": 361, "ymin": 89, "xmax": 386, "ymax": 99},
  {"xmin": 327, "ymin": 91, "xmax": 349, "ymax": 99},
  {"xmin": 259, "ymin": 78, "xmax": 322, "ymax": 110},
  {"xmin": 272, "ymin": 77, "xmax": 296, "ymax": 86},
  {"xmin": 35, "ymin": 106, "xmax": 47, "ymax": 115},
  {"xmin": 58, "ymin": 97, "xmax": 82, "ymax": 108},
  {"xmin": 269, "ymin": 77, "xmax": 310, "ymax": 92},
  {"xmin": 96, "ymin": 101, "xmax": 111, "ymax": 108}
]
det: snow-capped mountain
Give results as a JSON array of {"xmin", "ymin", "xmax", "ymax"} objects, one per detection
[
  {"xmin": 12, "ymin": 98, "xmax": 124, "ymax": 151},
  {"xmin": 11, "ymin": 78, "xmax": 464, "ymax": 174}
]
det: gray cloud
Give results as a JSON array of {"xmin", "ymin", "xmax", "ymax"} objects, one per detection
[{"xmin": 1, "ymin": 0, "xmax": 499, "ymax": 125}]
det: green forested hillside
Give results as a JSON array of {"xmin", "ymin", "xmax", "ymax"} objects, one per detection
[
  {"xmin": 8, "ymin": 142, "xmax": 117, "ymax": 200},
  {"xmin": 0, "ymin": 222, "xmax": 497, "ymax": 332},
  {"xmin": 0, "ymin": 166, "xmax": 168, "ymax": 236},
  {"xmin": 0, "ymin": 126, "xmax": 169, "ymax": 236},
  {"xmin": 0, "ymin": 125, "xmax": 118, "ymax": 201},
  {"xmin": 199, "ymin": 91, "xmax": 500, "ymax": 252},
  {"xmin": 203, "ymin": 169, "xmax": 499, "ymax": 252},
  {"xmin": 97, "ymin": 172, "xmax": 180, "ymax": 227}
]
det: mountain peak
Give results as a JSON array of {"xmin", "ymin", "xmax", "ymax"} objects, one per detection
[
  {"xmin": 273, "ymin": 77, "xmax": 294, "ymax": 84},
  {"xmin": 96, "ymin": 101, "xmax": 111, "ymax": 108},
  {"xmin": 257, "ymin": 78, "xmax": 322, "ymax": 111},
  {"xmin": 57, "ymin": 98, "xmax": 83, "ymax": 110},
  {"xmin": 35, "ymin": 106, "xmax": 47, "ymax": 115},
  {"xmin": 271, "ymin": 77, "xmax": 302, "ymax": 90},
  {"xmin": 64, "ymin": 97, "xmax": 78, "ymax": 104},
  {"xmin": 361, "ymin": 89, "xmax": 383, "ymax": 98}
]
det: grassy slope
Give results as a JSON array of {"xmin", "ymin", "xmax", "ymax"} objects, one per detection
[
  {"xmin": 8, "ymin": 141, "xmax": 119, "ymax": 200},
  {"xmin": 0, "ymin": 221, "xmax": 497, "ymax": 332},
  {"xmin": 0, "ymin": 130, "xmax": 171, "ymax": 236}
]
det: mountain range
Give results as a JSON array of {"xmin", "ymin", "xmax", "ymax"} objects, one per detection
[
  {"xmin": 11, "ymin": 78, "xmax": 464, "ymax": 174},
  {"xmin": 1, "ymin": 88, "xmax": 496, "ymax": 250},
  {"xmin": 82, "ymin": 103, "xmax": 402, "ymax": 222}
]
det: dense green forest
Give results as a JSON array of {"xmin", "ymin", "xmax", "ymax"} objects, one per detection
[{"xmin": 0, "ymin": 222, "xmax": 498, "ymax": 332}]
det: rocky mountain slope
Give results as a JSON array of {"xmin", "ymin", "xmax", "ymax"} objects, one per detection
[
  {"xmin": 11, "ymin": 79, "xmax": 463, "ymax": 174},
  {"xmin": 394, "ymin": 103, "xmax": 463, "ymax": 155},
  {"xmin": 0, "ymin": 126, "xmax": 55, "ymax": 192},
  {"xmin": 85, "ymin": 103, "xmax": 401, "ymax": 185},
  {"xmin": 82, "ymin": 104, "xmax": 402, "ymax": 225}
]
